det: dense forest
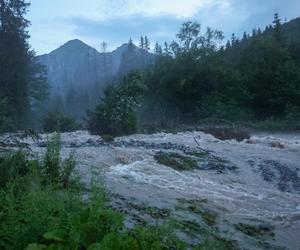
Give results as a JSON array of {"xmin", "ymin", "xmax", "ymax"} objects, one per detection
[
  {"xmin": 1, "ymin": 0, "xmax": 300, "ymax": 134},
  {"xmin": 88, "ymin": 14, "xmax": 300, "ymax": 136},
  {"xmin": 1, "ymin": 1, "xmax": 300, "ymax": 250}
]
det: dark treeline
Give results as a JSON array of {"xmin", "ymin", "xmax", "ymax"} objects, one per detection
[
  {"xmin": 88, "ymin": 14, "xmax": 300, "ymax": 136},
  {"xmin": 0, "ymin": 0, "xmax": 300, "ymax": 135},
  {"xmin": 142, "ymin": 14, "xmax": 300, "ymax": 125}
]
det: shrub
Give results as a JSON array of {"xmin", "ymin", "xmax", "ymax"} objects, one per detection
[
  {"xmin": 42, "ymin": 134, "xmax": 77, "ymax": 188},
  {"xmin": 0, "ymin": 151, "xmax": 29, "ymax": 188},
  {"xmin": 87, "ymin": 72, "xmax": 146, "ymax": 137},
  {"xmin": 154, "ymin": 152, "xmax": 198, "ymax": 171},
  {"xmin": 42, "ymin": 111, "xmax": 79, "ymax": 133},
  {"xmin": 201, "ymin": 127, "xmax": 250, "ymax": 142}
]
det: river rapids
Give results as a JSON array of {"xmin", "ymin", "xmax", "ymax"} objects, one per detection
[{"xmin": 24, "ymin": 130, "xmax": 300, "ymax": 250}]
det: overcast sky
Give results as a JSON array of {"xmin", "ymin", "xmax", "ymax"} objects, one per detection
[{"xmin": 27, "ymin": 0, "xmax": 300, "ymax": 55}]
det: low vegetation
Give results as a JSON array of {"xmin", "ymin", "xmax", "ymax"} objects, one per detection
[
  {"xmin": 0, "ymin": 135, "xmax": 240, "ymax": 250},
  {"xmin": 42, "ymin": 112, "xmax": 79, "ymax": 133},
  {"xmin": 201, "ymin": 127, "xmax": 250, "ymax": 142},
  {"xmin": 154, "ymin": 151, "xmax": 198, "ymax": 171}
]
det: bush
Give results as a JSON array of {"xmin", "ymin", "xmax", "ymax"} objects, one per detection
[
  {"xmin": 201, "ymin": 127, "xmax": 250, "ymax": 142},
  {"xmin": 42, "ymin": 112, "xmax": 79, "ymax": 133},
  {"xmin": 0, "ymin": 98, "xmax": 13, "ymax": 133},
  {"xmin": 42, "ymin": 134, "xmax": 78, "ymax": 188},
  {"xmin": 0, "ymin": 151, "xmax": 29, "ymax": 188},
  {"xmin": 87, "ymin": 72, "xmax": 146, "ymax": 137}
]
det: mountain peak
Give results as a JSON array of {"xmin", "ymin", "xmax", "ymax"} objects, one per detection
[
  {"xmin": 60, "ymin": 39, "xmax": 93, "ymax": 50},
  {"xmin": 47, "ymin": 39, "xmax": 96, "ymax": 57}
]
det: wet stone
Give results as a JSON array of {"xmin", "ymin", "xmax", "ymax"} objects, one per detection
[{"xmin": 257, "ymin": 160, "xmax": 300, "ymax": 193}]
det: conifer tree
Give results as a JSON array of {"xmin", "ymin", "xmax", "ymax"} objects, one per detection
[
  {"xmin": 128, "ymin": 38, "xmax": 134, "ymax": 49},
  {"xmin": 139, "ymin": 35, "xmax": 144, "ymax": 49},
  {"xmin": 164, "ymin": 42, "xmax": 170, "ymax": 55},
  {"xmin": 155, "ymin": 42, "xmax": 162, "ymax": 55},
  {"xmin": 273, "ymin": 12, "xmax": 282, "ymax": 44},
  {"xmin": 144, "ymin": 36, "xmax": 150, "ymax": 51},
  {"xmin": 0, "ymin": 0, "xmax": 48, "ymax": 131},
  {"xmin": 231, "ymin": 33, "xmax": 238, "ymax": 45}
]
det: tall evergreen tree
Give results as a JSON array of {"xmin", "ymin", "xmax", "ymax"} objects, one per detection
[
  {"xmin": 231, "ymin": 33, "xmax": 238, "ymax": 45},
  {"xmin": 154, "ymin": 42, "xmax": 162, "ymax": 55},
  {"xmin": 0, "ymin": 0, "xmax": 47, "ymax": 131},
  {"xmin": 144, "ymin": 36, "xmax": 150, "ymax": 51},
  {"xmin": 139, "ymin": 35, "xmax": 144, "ymax": 49},
  {"xmin": 273, "ymin": 12, "xmax": 283, "ymax": 44},
  {"xmin": 128, "ymin": 38, "xmax": 134, "ymax": 49},
  {"xmin": 164, "ymin": 42, "xmax": 170, "ymax": 55},
  {"xmin": 101, "ymin": 41, "xmax": 107, "ymax": 53}
]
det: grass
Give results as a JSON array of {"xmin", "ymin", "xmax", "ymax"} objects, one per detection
[
  {"xmin": 0, "ymin": 134, "xmax": 241, "ymax": 250},
  {"xmin": 102, "ymin": 134, "xmax": 115, "ymax": 143},
  {"xmin": 154, "ymin": 151, "xmax": 198, "ymax": 171}
]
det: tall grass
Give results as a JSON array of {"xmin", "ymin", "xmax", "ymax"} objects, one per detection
[
  {"xmin": 0, "ymin": 134, "xmax": 238, "ymax": 250},
  {"xmin": 0, "ymin": 135, "xmax": 186, "ymax": 250}
]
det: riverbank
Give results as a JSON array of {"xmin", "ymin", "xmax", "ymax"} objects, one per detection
[{"xmin": 21, "ymin": 130, "xmax": 300, "ymax": 250}]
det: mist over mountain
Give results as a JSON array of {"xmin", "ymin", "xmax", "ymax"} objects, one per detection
[{"xmin": 37, "ymin": 39, "xmax": 154, "ymax": 120}]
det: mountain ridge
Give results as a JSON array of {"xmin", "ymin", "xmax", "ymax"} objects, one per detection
[{"xmin": 37, "ymin": 39, "xmax": 154, "ymax": 119}]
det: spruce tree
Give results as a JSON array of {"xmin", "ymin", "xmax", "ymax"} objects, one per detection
[
  {"xmin": 144, "ymin": 36, "xmax": 150, "ymax": 51},
  {"xmin": 273, "ymin": 12, "xmax": 283, "ymax": 44},
  {"xmin": 155, "ymin": 42, "xmax": 162, "ymax": 55},
  {"xmin": 139, "ymin": 35, "xmax": 144, "ymax": 49},
  {"xmin": 164, "ymin": 42, "xmax": 170, "ymax": 55},
  {"xmin": 0, "ymin": 0, "xmax": 47, "ymax": 131},
  {"xmin": 128, "ymin": 38, "xmax": 134, "ymax": 49}
]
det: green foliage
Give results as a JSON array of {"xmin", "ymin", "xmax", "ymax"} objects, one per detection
[
  {"xmin": 201, "ymin": 128, "xmax": 250, "ymax": 142},
  {"xmin": 0, "ymin": 136, "xmax": 241, "ymax": 250},
  {"xmin": 0, "ymin": 136, "xmax": 191, "ymax": 250},
  {"xmin": 154, "ymin": 152, "xmax": 198, "ymax": 171},
  {"xmin": 0, "ymin": 0, "xmax": 48, "ymax": 131},
  {"xmin": 41, "ymin": 134, "xmax": 77, "ymax": 188},
  {"xmin": 87, "ymin": 72, "xmax": 146, "ymax": 137},
  {"xmin": 239, "ymin": 36, "xmax": 300, "ymax": 119},
  {"xmin": 136, "ymin": 15, "xmax": 300, "ymax": 129},
  {"xmin": 0, "ymin": 98, "xmax": 12, "ymax": 132},
  {"xmin": 42, "ymin": 111, "xmax": 79, "ymax": 133},
  {"xmin": 0, "ymin": 151, "xmax": 29, "ymax": 188},
  {"xmin": 101, "ymin": 134, "xmax": 115, "ymax": 143}
]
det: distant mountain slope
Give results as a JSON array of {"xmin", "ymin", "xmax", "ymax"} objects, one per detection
[
  {"xmin": 37, "ymin": 39, "xmax": 154, "ymax": 119},
  {"xmin": 38, "ymin": 39, "xmax": 153, "ymax": 95},
  {"xmin": 280, "ymin": 17, "xmax": 300, "ymax": 44}
]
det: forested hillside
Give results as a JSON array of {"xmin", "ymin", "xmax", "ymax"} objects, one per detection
[{"xmin": 88, "ymin": 14, "xmax": 300, "ymax": 136}]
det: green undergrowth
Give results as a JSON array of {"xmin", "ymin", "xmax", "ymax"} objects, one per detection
[
  {"xmin": 0, "ymin": 134, "xmax": 240, "ymax": 250},
  {"xmin": 154, "ymin": 151, "xmax": 198, "ymax": 171},
  {"xmin": 154, "ymin": 151, "xmax": 237, "ymax": 173}
]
